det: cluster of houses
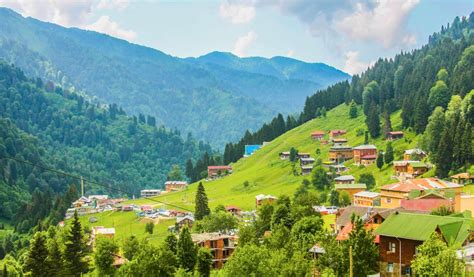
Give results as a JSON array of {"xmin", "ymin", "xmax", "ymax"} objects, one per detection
[
  {"xmin": 279, "ymin": 151, "xmax": 315, "ymax": 175},
  {"xmin": 65, "ymin": 195, "xmax": 126, "ymax": 218}
]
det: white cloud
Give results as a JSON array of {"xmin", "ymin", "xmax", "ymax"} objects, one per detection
[
  {"xmin": 343, "ymin": 51, "xmax": 374, "ymax": 75},
  {"xmin": 0, "ymin": 0, "xmax": 137, "ymax": 42},
  {"xmin": 233, "ymin": 31, "xmax": 258, "ymax": 56},
  {"xmin": 85, "ymin": 15, "xmax": 136, "ymax": 40},
  {"xmin": 335, "ymin": 0, "xmax": 420, "ymax": 48},
  {"xmin": 219, "ymin": 0, "xmax": 255, "ymax": 24}
]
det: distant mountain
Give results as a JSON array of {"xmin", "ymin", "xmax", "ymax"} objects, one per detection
[{"xmin": 0, "ymin": 8, "xmax": 349, "ymax": 147}]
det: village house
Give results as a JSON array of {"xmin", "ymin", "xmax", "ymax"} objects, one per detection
[
  {"xmin": 399, "ymin": 192, "xmax": 453, "ymax": 213},
  {"xmin": 451, "ymin": 172, "xmax": 474, "ymax": 185},
  {"xmin": 279, "ymin": 151, "xmax": 290, "ymax": 160},
  {"xmin": 334, "ymin": 183, "xmax": 367, "ymax": 202},
  {"xmin": 309, "ymin": 244, "xmax": 325, "ymax": 259},
  {"xmin": 300, "ymin": 157, "xmax": 315, "ymax": 165},
  {"xmin": 301, "ymin": 165, "xmax": 313, "ymax": 176},
  {"xmin": 89, "ymin": 195, "xmax": 108, "ymax": 201},
  {"xmin": 330, "ymin": 164, "xmax": 348, "ymax": 174},
  {"xmin": 403, "ymin": 149, "xmax": 426, "ymax": 161},
  {"xmin": 311, "ymin": 131, "xmax": 325, "ymax": 140},
  {"xmin": 329, "ymin": 145, "xmax": 353, "ymax": 164},
  {"xmin": 72, "ymin": 196, "xmax": 92, "ymax": 208},
  {"xmin": 165, "ymin": 181, "xmax": 188, "ymax": 192},
  {"xmin": 459, "ymin": 194, "xmax": 474, "ymax": 215},
  {"xmin": 225, "ymin": 206, "xmax": 241, "ymax": 216},
  {"xmin": 208, "ymin": 165, "xmax": 232, "ymax": 179},
  {"xmin": 92, "ymin": 226, "xmax": 115, "ymax": 239},
  {"xmin": 297, "ymin": 152, "xmax": 311, "ymax": 159},
  {"xmin": 386, "ymin": 131, "xmax": 404, "ymax": 141},
  {"xmin": 329, "ymin": 130, "xmax": 347, "ymax": 140},
  {"xmin": 335, "ymin": 206, "xmax": 387, "ymax": 231},
  {"xmin": 334, "ymin": 175, "xmax": 355, "ymax": 184},
  {"xmin": 379, "ymin": 178, "xmax": 463, "ymax": 209},
  {"xmin": 393, "ymin": 161, "xmax": 429, "ymax": 178},
  {"xmin": 376, "ymin": 212, "xmax": 473, "ymax": 276},
  {"xmin": 140, "ymin": 189, "xmax": 161, "ymax": 198},
  {"xmin": 353, "ymin": 191, "xmax": 380, "ymax": 207},
  {"xmin": 176, "ymin": 215, "xmax": 194, "ymax": 230},
  {"xmin": 353, "ymin": 144, "xmax": 377, "ymax": 165},
  {"xmin": 332, "ymin": 138, "xmax": 348, "ymax": 145},
  {"xmin": 256, "ymin": 194, "xmax": 277, "ymax": 206},
  {"xmin": 192, "ymin": 233, "xmax": 237, "ymax": 269}
]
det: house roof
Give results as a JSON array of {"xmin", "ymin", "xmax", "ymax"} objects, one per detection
[
  {"xmin": 300, "ymin": 158, "xmax": 315, "ymax": 162},
  {"xmin": 256, "ymin": 194, "xmax": 277, "ymax": 201},
  {"xmin": 333, "ymin": 138, "xmax": 348, "ymax": 142},
  {"xmin": 404, "ymin": 149, "xmax": 426, "ymax": 155},
  {"xmin": 381, "ymin": 178, "xmax": 462, "ymax": 193},
  {"xmin": 400, "ymin": 198, "xmax": 452, "ymax": 212},
  {"xmin": 376, "ymin": 212, "xmax": 473, "ymax": 246},
  {"xmin": 96, "ymin": 227, "xmax": 115, "ymax": 235},
  {"xmin": 311, "ymin": 131, "xmax": 325, "ymax": 136},
  {"xmin": 334, "ymin": 175, "xmax": 355, "ymax": 181},
  {"xmin": 191, "ymin": 232, "xmax": 232, "ymax": 243},
  {"xmin": 208, "ymin": 165, "xmax": 232, "ymax": 170},
  {"xmin": 354, "ymin": 191, "xmax": 380, "ymax": 198},
  {"xmin": 387, "ymin": 131, "xmax": 404, "ymax": 135},
  {"xmin": 280, "ymin": 151, "xmax": 290, "ymax": 155},
  {"xmin": 301, "ymin": 165, "xmax": 314, "ymax": 170},
  {"xmin": 353, "ymin": 144, "xmax": 377, "ymax": 150},
  {"xmin": 330, "ymin": 130, "xmax": 346, "ymax": 135},
  {"xmin": 165, "ymin": 181, "xmax": 188, "ymax": 185},
  {"xmin": 335, "ymin": 183, "xmax": 367, "ymax": 190},
  {"xmin": 176, "ymin": 215, "xmax": 194, "ymax": 223},
  {"xmin": 330, "ymin": 145, "xmax": 352, "ymax": 150},
  {"xmin": 336, "ymin": 206, "xmax": 387, "ymax": 226},
  {"xmin": 309, "ymin": 244, "xmax": 325, "ymax": 254},
  {"xmin": 225, "ymin": 205, "xmax": 241, "ymax": 211},
  {"xmin": 451, "ymin": 173, "xmax": 473, "ymax": 180},
  {"xmin": 409, "ymin": 162, "xmax": 428, "ymax": 168}
]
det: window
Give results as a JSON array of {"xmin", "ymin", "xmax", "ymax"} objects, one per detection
[
  {"xmin": 386, "ymin": 197, "xmax": 392, "ymax": 204},
  {"xmin": 388, "ymin": 242, "xmax": 396, "ymax": 253},
  {"xmin": 387, "ymin": 263, "xmax": 394, "ymax": 273}
]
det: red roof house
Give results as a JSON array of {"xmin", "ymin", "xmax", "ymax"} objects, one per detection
[
  {"xmin": 207, "ymin": 165, "xmax": 232, "ymax": 178},
  {"xmin": 311, "ymin": 131, "xmax": 325, "ymax": 140}
]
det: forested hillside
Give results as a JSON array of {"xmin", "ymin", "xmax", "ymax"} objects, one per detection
[
  {"xmin": 0, "ymin": 8, "xmax": 349, "ymax": 147},
  {"xmin": 0, "ymin": 61, "xmax": 213, "ymax": 230},
  {"xmin": 225, "ymin": 13, "xmax": 474, "ymax": 177}
]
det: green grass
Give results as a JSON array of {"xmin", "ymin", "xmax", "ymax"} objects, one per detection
[
  {"xmin": 77, "ymin": 211, "xmax": 175, "ymax": 246},
  {"xmin": 135, "ymin": 104, "xmax": 421, "ymax": 211},
  {"xmin": 322, "ymin": 214, "xmax": 336, "ymax": 231}
]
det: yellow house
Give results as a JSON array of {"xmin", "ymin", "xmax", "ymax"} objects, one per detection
[
  {"xmin": 353, "ymin": 191, "xmax": 380, "ymax": 207},
  {"xmin": 458, "ymin": 195, "xmax": 474, "ymax": 215},
  {"xmin": 380, "ymin": 178, "xmax": 463, "ymax": 209}
]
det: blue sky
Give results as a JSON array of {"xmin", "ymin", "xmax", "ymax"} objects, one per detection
[{"xmin": 1, "ymin": 0, "xmax": 472, "ymax": 74}]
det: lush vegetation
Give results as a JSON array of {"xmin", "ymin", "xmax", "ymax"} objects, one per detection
[
  {"xmin": 0, "ymin": 8, "xmax": 349, "ymax": 147},
  {"xmin": 224, "ymin": 13, "xmax": 474, "ymax": 171},
  {"xmin": 0, "ymin": 61, "xmax": 212, "ymax": 231}
]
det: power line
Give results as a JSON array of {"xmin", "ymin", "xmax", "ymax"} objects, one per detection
[{"xmin": 0, "ymin": 156, "xmax": 193, "ymax": 212}]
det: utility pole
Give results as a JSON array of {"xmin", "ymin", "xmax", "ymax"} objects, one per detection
[
  {"xmin": 349, "ymin": 245, "xmax": 353, "ymax": 277},
  {"xmin": 81, "ymin": 176, "xmax": 84, "ymax": 197}
]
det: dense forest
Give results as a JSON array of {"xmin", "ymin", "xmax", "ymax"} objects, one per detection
[
  {"xmin": 224, "ymin": 13, "xmax": 474, "ymax": 177},
  {"xmin": 0, "ymin": 61, "xmax": 214, "ymax": 230}
]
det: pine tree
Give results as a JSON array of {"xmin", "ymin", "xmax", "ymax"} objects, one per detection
[
  {"xmin": 46, "ymin": 237, "xmax": 63, "ymax": 276},
  {"xmin": 164, "ymin": 233, "xmax": 178, "ymax": 254},
  {"xmin": 196, "ymin": 247, "xmax": 213, "ymax": 277},
  {"xmin": 195, "ymin": 182, "xmax": 210, "ymax": 220},
  {"xmin": 384, "ymin": 142, "xmax": 394, "ymax": 164},
  {"xmin": 376, "ymin": 152, "xmax": 384, "ymax": 169},
  {"xmin": 364, "ymin": 131, "xmax": 369, "ymax": 144},
  {"xmin": 366, "ymin": 102, "xmax": 381, "ymax": 138},
  {"xmin": 311, "ymin": 165, "xmax": 330, "ymax": 191},
  {"xmin": 177, "ymin": 227, "xmax": 197, "ymax": 272},
  {"xmin": 382, "ymin": 110, "xmax": 392, "ymax": 137},
  {"xmin": 289, "ymin": 147, "xmax": 298, "ymax": 163},
  {"xmin": 435, "ymin": 124, "xmax": 454, "ymax": 178},
  {"xmin": 423, "ymin": 107, "xmax": 445, "ymax": 162},
  {"xmin": 25, "ymin": 232, "xmax": 49, "ymax": 277},
  {"xmin": 63, "ymin": 211, "xmax": 88, "ymax": 276},
  {"xmin": 185, "ymin": 159, "xmax": 194, "ymax": 181},
  {"xmin": 349, "ymin": 100, "xmax": 358, "ymax": 118}
]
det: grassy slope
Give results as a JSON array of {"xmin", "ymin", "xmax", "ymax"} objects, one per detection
[{"xmin": 135, "ymin": 104, "xmax": 423, "ymax": 211}]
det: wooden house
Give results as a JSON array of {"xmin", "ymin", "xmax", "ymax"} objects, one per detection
[
  {"xmin": 334, "ymin": 183, "xmax": 367, "ymax": 201},
  {"xmin": 256, "ymin": 194, "xmax": 277, "ymax": 206},
  {"xmin": 353, "ymin": 191, "xmax": 380, "ymax": 207},
  {"xmin": 140, "ymin": 189, "xmax": 161, "ymax": 198},
  {"xmin": 451, "ymin": 172, "xmax": 474, "ymax": 185},
  {"xmin": 403, "ymin": 149, "xmax": 426, "ymax": 161},
  {"xmin": 225, "ymin": 206, "xmax": 241, "ymax": 216},
  {"xmin": 393, "ymin": 161, "xmax": 429, "ymax": 178},
  {"xmin": 329, "ymin": 130, "xmax": 347, "ymax": 140},
  {"xmin": 176, "ymin": 215, "xmax": 194, "ymax": 230},
  {"xmin": 332, "ymin": 138, "xmax": 348, "ymax": 145},
  {"xmin": 334, "ymin": 175, "xmax": 355, "ymax": 184},
  {"xmin": 311, "ymin": 131, "xmax": 325, "ymax": 140},
  {"xmin": 301, "ymin": 165, "xmax": 313, "ymax": 175},
  {"xmin": 192, "ymin": 233, "xmax": 237, "ymax": 269},
  {"xmin": 208, "ymin": 165, "xmax": 232, "ymax": 178},
  {"xmin": 298, "ymin": 153, "xmax": 311, "ymax": 159},
  {"xmin": 92, "ymin": 226, "xmax": 115, "ymax": 240},
  {"xmin": 300, "ymin": 157, "xmax": 315, "ymax": 165},
  {"xmin": 279, "ymin": 151, "xmax": 290, "ymax": 160},
  {"xmin": 165, "ymin": 181, "xmax": 188, "ymax": 192},
  {"xmin": 329, "ymin": 145, "xmax": 353, "ymax": 164},
  {"xmin": 353, "ymin": 145, "xmax": 377, "ymax": 165},
  {"xmin": 380, "ymin": 178, "xmax": 462, "ymax": 209},
  {"xmin": 376, "ymin": 213, "xmax": 473, "ymax": 276},
  {"xmin": 386, "ymin": 131, "xmax": 404, "ymax": 141}
]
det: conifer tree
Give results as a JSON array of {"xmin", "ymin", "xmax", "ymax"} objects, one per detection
[
  {"xmin": 364, "ymin": 131, "xmax": 369, "ymax": 144},
  {"xmin": 435, "ymin": 124, "xmax": 454, "ymax": 178},
  {"xmin": 46, "ymin": 236, "xmax": 63, "ymax": 276},
  {"xmin": 195, "ymin": 182, "xmax": 210, "ymax": 220},
  {"xmin": 311, "ymin": 165, "xmax": 330, "ymax": 191},
  {"xmin": 25, "ymin": 232, "xmax": 49, "ymax": 277},
  {"xmin": 63, "ymin": 211, "xmax": 88, "ymax": 276},
  {"xmin": 384, "ymin": 142, "xmax": 394, "ymax": 164},
  {"xmin": 185, "ymin": 159, "xmax": 194, "ymax": 181},
  {"xmin": 289, "ymin": 147, "xmax": 298, "ymax": 163},
  {"xmin": 123, "ymin": 235, "xmax": 140, "ymax": 261},
  {"xmin": 376, "ymin": 152, "xmax": 384, "ymax": 169},
  {"xmin": 164, "ymin": 233, "xmax": 178, "ymax": 254},
  {"xmin": 196, "ymin": 247, "xmax": 213, "ymax": 277},
  {"xmin": 177, "ymin": 227, "xmax": 197, "ymax": 272},
  {"xmin": 366, "ymin": 102, "xmax": 381, "ymax": 138},
  {"xmin": 349, "ymin": 100, "xmax": 358, "ymax": 118}
]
